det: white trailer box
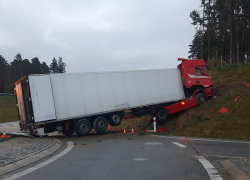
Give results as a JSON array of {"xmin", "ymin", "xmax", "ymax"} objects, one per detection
[{"xmin": 27, "ymin": 68, "xmax": 185, "ymax": 123}]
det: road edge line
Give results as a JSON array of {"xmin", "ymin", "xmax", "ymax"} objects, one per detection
[
  {"xmin": 150, "ymin": 135, "xmax": 250, "ymax": 144},
  {"xmin": 195, "ymin": 155, "xmax": 223, "ymax": 180},
  {"xmin": 2, "ymin": 141, "xmax": 74, "ymax": 180}
]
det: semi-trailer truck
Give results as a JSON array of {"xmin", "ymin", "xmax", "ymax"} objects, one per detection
[{"xmin": 15, "ymin": 58, "xmax": 213, "ymax": 136}]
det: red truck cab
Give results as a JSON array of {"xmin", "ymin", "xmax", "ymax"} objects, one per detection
[
  {"xmin": 158, "ymin": 58, "xmax": 213, "ymax": 117},
  {"xmin": 177, "ymin": 58, "xmax": 213, "ymax": 98}
]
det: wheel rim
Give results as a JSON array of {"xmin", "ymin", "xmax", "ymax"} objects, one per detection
[
  {"xmin": 80, "ymin": 124, "xmax": 88, "ymax": 132},
  {"xmin": 158, "ymin": 110, "xmax": 166, "ymax": 119},
  {"xmin": 112, "ymin": 114, "xmax": 120, "ymax": 123},
  {"xmin": 200, "ymin": 96, "xmax": 205, "ymax": 103},
  {"xmin": 98, "ymin": 121, "xmax": 105, "ymax": 129}
]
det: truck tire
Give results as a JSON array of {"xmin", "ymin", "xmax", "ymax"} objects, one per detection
[
  {"xmin": 108, "ymin": 113, "xmax": 122, "ymax": 126},
  {"xmin": 93, "ymin": 117, "xmax": 108, "ymax": 133},
  {"xmin": 62, "ymin": 129, "xmax": 74, "ymax": 137},
  {"xmin": 156, "ymin": 108, "xmax": 168, "ymax": 121},
  {"xmin": 75, "ymin": 119, "xmax": 92, "ymax": 136},
  {"xmin": 196, "ymin": 93, "xmax": 207, "ymax": 105}
]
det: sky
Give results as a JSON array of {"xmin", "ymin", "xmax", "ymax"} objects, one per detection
[{"xmin": 0, "ymin": 0, "xmax": 200, "ymax": 73}]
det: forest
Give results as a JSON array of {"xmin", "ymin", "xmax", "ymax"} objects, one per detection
[
  {"xmin": 0, "ymin": 53, "xmax": 66, "ymax": 93},
  {"xmin": 189, "ymin": 0, "xmax": 250, "ymax": 66}
]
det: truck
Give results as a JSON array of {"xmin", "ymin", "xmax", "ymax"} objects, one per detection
[{"xmin": 15, "ymin": 58, "xmax": 213, "ymax": 136}]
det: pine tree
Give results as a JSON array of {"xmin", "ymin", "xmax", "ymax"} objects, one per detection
[
  {"xmin": 57, "ymin": 57, "xmax": 66, "ymax": 73},
  {"xmin": 0, "ymin": 55, "xmax": 8, "ymax": 92},
  {"xmin": 30, "ymin": 57, "xmax": 41, "ymax": 74},
  {"xmin": 41, "ymin": 62, "xmax": 50, "ymax": 74},
  {"xmin": 189, "ymin": 0, "xmax": 250, "ymax": 65},
  {"xmin": 49, "ymin": 57, "xmax": 58, "ymax": 73}
]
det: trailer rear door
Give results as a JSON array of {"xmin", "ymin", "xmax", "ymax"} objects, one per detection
[{"xmin": 29, "ymin": 75, "xmax": 56, "ymax": 122}]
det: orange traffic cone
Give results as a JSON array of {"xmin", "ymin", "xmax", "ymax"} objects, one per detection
[
  {"xmin": 1, "ymin": 131, "xmax": 7, "ymax": 138},
  {"xmin": 131, "ymin": 128, "xmax": 135, "ymax": 134},
  {"xmin": 108, "ymin": 125, "xmax": 111, "ymax": 130},
  {"xmin": 123, "ymin": 129, "xmax": 126, "ymax": 134}
]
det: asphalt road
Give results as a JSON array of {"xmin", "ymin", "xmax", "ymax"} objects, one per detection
[{"xmin": 1, "ymin": 122, "xmax": 250, "ymax": 180}]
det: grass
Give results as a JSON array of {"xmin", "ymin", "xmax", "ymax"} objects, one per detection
[
  {"xmin": 157, "ymin": 63, "xmax": 250, "ymax": 140},
  {"xmin": 0, "ymin": 96, "xmax": 18, "ymax": 123}
]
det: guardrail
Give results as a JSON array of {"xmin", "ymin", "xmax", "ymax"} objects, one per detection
[{"xmin": 0, "ymin": 93, "xmax": 15, "ymax": 96}]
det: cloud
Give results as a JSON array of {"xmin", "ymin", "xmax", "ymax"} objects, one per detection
[{"xmin": 0, "ymin": 0, "xmax": 199, "ymax": 72}]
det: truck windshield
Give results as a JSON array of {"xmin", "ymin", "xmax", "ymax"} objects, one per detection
[{"xmin": 195, "ymin": 67, "xmax": 201, "ymax": 75}]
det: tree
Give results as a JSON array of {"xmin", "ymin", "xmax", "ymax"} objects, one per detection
[
  {"xmin": 50, "ymin": 57, "xmax": 58, "ymax": 73},
  {"xmin": 57, "ymin": 57, "xmax": 66, "ymax": 73},
  {"xmin": 49, "ymin": 57, "xmax": 67, "ymax": 73},
  {"xmin": 189, "ymin": 0, "xmax": 250, "ymax": 65},
  {"xmin": 0, "ymin": 55, "xmax": 8, "ymax": 92},
  {"xmin": 21, "ymin": 59, "xmax": 31, "ymax": 76},
  {"xmin": 41, "ymin": 62, "xmax": 50, "ymax": 74},
  {"xmin": 11, "ymin": 53, "xmax": 23, "ymax": 82},
  {"xmin": 30, "ymin": 57, "xmax": 41, "ymax": 74}
]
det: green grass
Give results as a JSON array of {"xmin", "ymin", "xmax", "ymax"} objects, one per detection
[
  {"xmin": 0, "ymin": 96, "xmax": 18, "ymax": 123},
  {"xmin": 158, "ymin": 63, "xmax": 250, "ymax": 140}
]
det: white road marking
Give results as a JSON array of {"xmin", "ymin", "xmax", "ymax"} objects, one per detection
[
  {"xmin": 201, "ymin": 154, "xmax": 245, "ymax": 159},
  {"xmin": 151, "ymin": 135, "xmax": 185, "ymax": 139},
  {"xmin": 3, "ymin": 141, "xmax": 74, "ymax": 180},
  {"xmin": 144, "ymin": 142, "xmax": 163, "ymax": 145},
  {"xmin": 172, "ymin": 142, "xmax": 187, "ymax": 148},
  {"xmin": 151, "ymin": 135, "xmax": 250, "ymax": 144},
  {"xmin": 195, "ymin": 156, "xmax": 223, "ymax": 180},
  {"xmin": 133, "ymin": 158, "xmax": 149, "ymax": 161}
]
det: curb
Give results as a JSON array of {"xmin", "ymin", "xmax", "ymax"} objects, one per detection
[
  {"xmin": 0, "ymin": 136, "xmax": 12, "ymax": 143},
  {"xmin": 0, "ymin": 138, "xmax": 62, "ymax": 176},
  {"xmin": 220, "ymin": 160, "xmax": 250, "ymax": 180}
]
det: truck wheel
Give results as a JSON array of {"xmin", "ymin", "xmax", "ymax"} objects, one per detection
[
  {"xmin": 156, "ymin": 108, "xmax": 168, "ymax": 121},
  {"xmin": 196, "ymin": 93, "xmax": 207, "ymax": 105},
  {"xmin": 93, "ymin": 117, "xmax": 108, "ymax": 133},
  {"xmin": 75, "ymin": 119, "xmax": 92, "ymax": 136},
  {"xmin": 62, "ymin": 129, "xmax": 74, "ymax": 137},
  {"xmin": 108, "ymin": 113, "xmax": 122, "ymax": 126}
]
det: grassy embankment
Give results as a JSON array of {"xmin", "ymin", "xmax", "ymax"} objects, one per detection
[
  {"xmin": 118, "ymin": 63, "xmax": 250, "ymax": 140},
  {"xmin": 160, "ymin": 63, "xmax": 250, "ymax": 140},
  {"xmin": 0, "ymin": 96, "xmax": 18, "ymax": 123}
]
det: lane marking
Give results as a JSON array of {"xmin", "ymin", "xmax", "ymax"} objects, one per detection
[
  {"xmin": 3, "ymin": 141, "xmax": 74, "ymax": 180},
  {"xmin": 201, "ymin": 154, "xmax": 246, "ymax": 159},
  {"xmin": 172, "ymin": 142, "xmax": 187, "ymax": 148},
  {"xmin": 133, "ymin": 158, "xmax": 149, "ymax": 161},
  {"xmin": 151, "ymin": 135, "xmax": 250, "ymax": 144},
  {"xmin": 144, "ymin": 142, "xmax": 163, "ymax": 145},
  {"xmin": 195, "ymin": 155, "xmax": 223, "ymax": 180},
  {"xmin": 151, "ymin": 135, "xmax": 185, "ymax": 139}
]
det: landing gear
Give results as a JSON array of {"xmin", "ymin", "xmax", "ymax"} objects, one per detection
[{"xmin": 62, "ymin": 129, "xmax": 74, "ymax": 136}]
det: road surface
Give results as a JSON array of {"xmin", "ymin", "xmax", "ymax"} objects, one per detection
[{"xmin": 1, "ymin": 122, "xmax": 250, "ymax": 180}]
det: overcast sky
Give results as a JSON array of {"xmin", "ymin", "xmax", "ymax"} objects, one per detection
[{"xmin": 0, "ymin": 0, "xmax": 200, "ymax": 73}]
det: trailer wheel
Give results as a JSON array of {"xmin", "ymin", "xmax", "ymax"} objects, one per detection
[
  {"xmin": 93, "ymin": 117, "xmax": 108, "ymax": 133},
  {"xmin": 196, "ymin": 93, "xmax": 207, "ymax": 105},
  {"xmin": 108, "ymin": 113, "xmax": 122, "ymax": 126},
  {"xmin": 62, "ymin": 129, "xmax": 74, "ymax": 137},
  {"xmin": 156, "ymin": 108, "xmax": 168, "ymax": 121},
  {"xmin": 75, "ymin": 119, "xmax": 92, "ymax": 136}
]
